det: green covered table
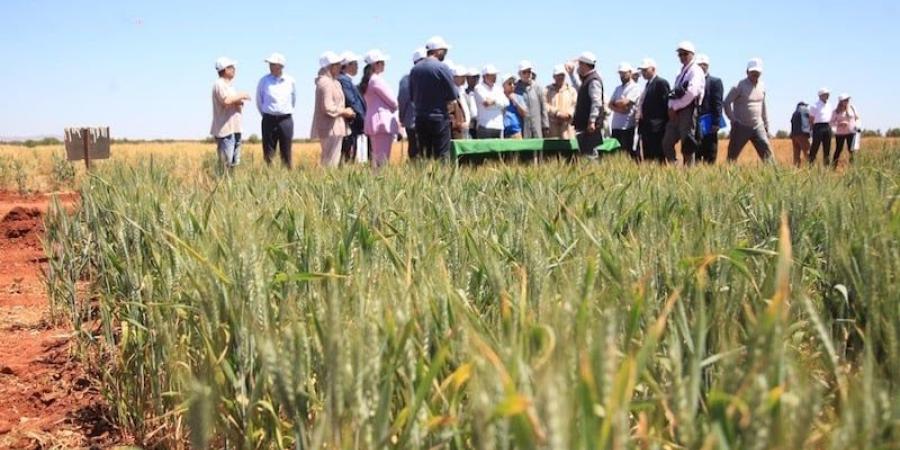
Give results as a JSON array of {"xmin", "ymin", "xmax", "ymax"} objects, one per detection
[{"xmin": 451, "ymin": 138, "xmax": 621, "ymax": 164}]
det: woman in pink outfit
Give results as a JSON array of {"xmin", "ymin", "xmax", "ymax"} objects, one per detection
[
  {"xmin": 829, "ymin": 93, "xmax": 860, "ymax": 168},
  {"xmin": 360, "ymin": 50, "xmax": 400, "ymax": 168}
]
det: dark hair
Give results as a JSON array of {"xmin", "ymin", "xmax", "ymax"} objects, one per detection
[
  {"xmin": 217, "ymin": 70, "xmax": 226, "ymax": 77},
  {"xmin": 358, "ymin": 64, "xmax": 374, "ymax": 95}
]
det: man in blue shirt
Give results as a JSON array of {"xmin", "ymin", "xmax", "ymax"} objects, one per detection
[
  {"xmin": 409, "ymin": 36, "xmax": 458, "ymax": 159},
  {"xmin": 256, "ymin": 53, "xmax": 296, "ymax": 168},
  {"xmin": 338, "ymin": 52, "xmax": 367, "ymax": 163}
]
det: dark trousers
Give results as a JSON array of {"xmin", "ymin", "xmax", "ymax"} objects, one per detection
[
  {"xmin": 476, "ymin": 126, "xmax": 502, "ymax": 139},
  {"xmin": 576, "ymin": 130, "xmax": 604, "ymax": 160},
  {"xmin": 833, "ymin": 134, "xmax": 856, "ymax": 167},
  {"xmin": 416, "ymin": 116, "xmax": 452, "ymax": 159},
  {"xmin": 810, "ymin": 123, "xmax": 832, "ymax": 166},
  {"xmin": 640, "ymin": 130, "xmax": 665, "ymax": 163},
  {"xmin": 406, "ymin": 128, "xmax": 422, "ymax": 160},
  {"xmin": 341, "ymin": 133, "xmax": 360, "ymax": 163},
  {"xmin": 698, "ymin": 132, "xmax": 719, "ymax": 164},
  {"xmin": 262, "ymin": 114, "xmax": 293, "ymax": 168},
  {"xmin": 662, "ymin": 106, "xmax": 699, "ymax": 165},
  {"xmin": 611, "ymin": 128, "xmax": 637, "ymax": 162}
]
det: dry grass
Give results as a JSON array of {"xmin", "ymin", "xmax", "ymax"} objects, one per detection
[{"xmin": 1, "ymin": 138, "xmax": 896, "ymax": 193}]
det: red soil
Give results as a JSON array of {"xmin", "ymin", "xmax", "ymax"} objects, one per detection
[{"xmin": 0, "ymin": 192, "xmax": 126, "ymax": 449}]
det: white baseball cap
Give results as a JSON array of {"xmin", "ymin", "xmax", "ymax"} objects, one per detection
[
  {"xmin": 552, "ymin": 64, "xmax": 566, "ymax": 76},
  {"xmin": 577, "ymin": 51, "xmax": 597, "ymax": 66},
  {"xmin": 838, "ymin": 93, "xmax": 851, "ymax": 101},
  {"xmin": 482, "ymin": 64, "xmax": 499, "ymax": 75},
  {"xmin": 695, "ymin": 54, "xmax": 710, "ymax": 65},
  {"xmin": 340, "ymin": 51, "xmax": 361, "ymax": 65},
  {"xmin": 518, "ymin": 60, "xmax": 534, "ymax": 72},
  {"xmin": 412, "ymin": 48, "xmax": 427, "ymax": 64},
  {"xmin": 818, "ymin": 87, "xmax": 830, "ymax": 96},
  {"xmin": 502, "ymin": 73, "xmax": 516, "ymax": 83},
  {"xmin": 364, "ymin": 49, "xmax": 390, "ymax": 65},
  {"xmin": 677, "ymin": 41, "xmax": 696, "ymax": 53},
  {"xmin": 425, "ymin": 36, "xmax": 451, "ymax": 51},
  {"xmin": 617, "ymin": 62, "xmax": 634, "ymax": 73},
  {"xmin": 746, "ymin": 58, "xmax": 763, "ymax": 73},
  {"xmin": 215, "ymin": 57, "xmax": 237, "ymax": 72},
  {"xmin": 637, "ymin": 58, "xmax": 657, "ymax": 70},
  {"xmin": 265, "ymin": 52, "xmax": 287, "ymax": 66},
  {"xmin": 319, "ymin": 51, "xmax": 342, "ymax": 69},
  {"xmin": 468, "ymin": 67, "xmax": 480, "ymax": 77},
  {"xmin": 453, "ymin": 64, "xmax": 468, "ymax": 77}
]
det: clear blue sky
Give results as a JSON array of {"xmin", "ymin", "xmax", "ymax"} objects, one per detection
[{"xmin": 1, "ymin": 0, "xmax": 897, "ymax": 139}]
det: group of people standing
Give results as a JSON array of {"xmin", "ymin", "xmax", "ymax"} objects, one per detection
[{"xmin": 209, "ymin": 38, "xmax": 862, "ymax": 170}]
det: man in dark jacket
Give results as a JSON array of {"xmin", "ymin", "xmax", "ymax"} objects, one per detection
[
  {"xmin": 338, "ymin": 52, "xmax": 366, "ymax": 163},
  {"xmin": 571, "ymin": 51, "xmax": 605, "ymax": 160},
  {"xmin": 636, "ymin": 58, "xmax": 670, "ymax": 163},
  {"xmin": 696, "ymin": 54, "xmax": 723, "ymax": 164}
]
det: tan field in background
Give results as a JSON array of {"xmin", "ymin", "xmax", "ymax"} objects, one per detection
[{"xmin": 0, "ymin": 138, "xmax": 896, "ymax": 192}]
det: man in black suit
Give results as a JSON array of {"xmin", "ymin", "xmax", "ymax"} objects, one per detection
[
  {"xmin": 636, "ymin": 58, "xmax": 670, "ymax": 163},
  {"xmin": 696, "ymin": 54, "xmax": 724, "ymax": 164}
]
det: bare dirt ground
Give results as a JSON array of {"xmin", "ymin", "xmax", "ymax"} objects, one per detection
[{"xmin": 0, "ymin": 192, "xmax": 126, "ymax": 449}]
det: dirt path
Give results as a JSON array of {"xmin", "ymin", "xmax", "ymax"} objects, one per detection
[{"xmin": 0, "ymin": 192, "xmax": 124, "ymax": 449}]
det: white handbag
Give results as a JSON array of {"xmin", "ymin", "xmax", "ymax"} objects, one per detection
[{"xmin": 355, "ymin": 135, "xmax": 369, "ymax": 163}]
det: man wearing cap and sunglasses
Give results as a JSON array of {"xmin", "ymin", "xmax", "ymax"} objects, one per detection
[
  {"xmin": 256, "ymin": 53, "xmax": 297, "ymax": 168},
  {"xmin": 724, "ymin": 58, "xmax": 773, "ymax": 163},
  {"xmin": 409, "ymin": 36, "xmax": 459, "ymax": 159},
  {"xmin": 338, "ymin": 52, "xmax": 367, "ymax": 164},
  {"xmin": 571, "ymin": 51, "xmax": 606, "ymax": 160},
  {"xmin": 662, "ymin": 41, "xmax": 705, "ymax": 165},
  {"xmin": 609, "ymin": 62, "xmax": 642, "ymax": 161},
  {"xmin": 211, "ymin": 57, "xmax": 251, "ymax": 171},
  {"xmin": 545, "ymin": 65, "xmax": 577, "ymax": 139},
  {"xmin": 809, "ymin": 88, "xmax": 833, "ymax": 166},
  {"xmin": 515, "ymin": 61, "xmax": 550, "ymax": 139}
]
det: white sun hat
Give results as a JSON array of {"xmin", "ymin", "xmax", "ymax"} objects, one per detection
[
  {"xmin": 340, "ymin": 51, "xmax": 361, "ymax": 65},
  {"xmin": 482, "ymin": 64, "xmax": 499, "ymax": 75},
  {"xmin": 453, "ymin": 64, "xmax": 468, "ymax": 77},
  {"xmin": 746, "ymin": 58, "xmax": 764, "ymax": 73},
  {"xmin": 364, "ymin": 49, "xmax": 390, "ymax": 65},
  {"xmin": 577, "ymin": 51, "xmax": 597, "ymax": 66},
  {"xmin": 617, "ymin": 62, "xmax": 634, "ymax": 73},
  {"xmin": 318, "ymin": 51, "xmax": 342, "ymax": 69},
  {"xmin": 425, "ymin": 36, "xmax": 452, "ymax": 51},
  {"xmin": 265, "ymin": 52, "xmax": 287, "ymax": 66},
  {"xmin": 677, "ymin": 41, "xmax": 696, "ymax": 53},
  {"xmin": 636, "ymin": 58, "xmax": 657, "ymax": 70},
  {"xmin": 215, "ymin": 57, "xmax": 237, "ymax": 71},
  {"xmin": 518, "ymin": 60, "xmax": 534, "ymax": 72},
  {"xmin": 838, "ymin": 93, "xmax": 851, "ymax": 101}
]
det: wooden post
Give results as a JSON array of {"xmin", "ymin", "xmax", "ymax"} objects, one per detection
[{"xmin": 81, "ymin": 127, "xmax": 91, "ymax": 171}]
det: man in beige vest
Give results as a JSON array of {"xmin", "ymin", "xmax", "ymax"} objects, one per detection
[
  {"xmin": 545, "ymin": 65, "xmax": 577, "ymax": 139},
  {"xmin": 210, "ymin": 57, "xmax": 251, "ymax": 170}
]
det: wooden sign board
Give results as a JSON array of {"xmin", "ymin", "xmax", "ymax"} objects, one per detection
[{"xmin": 64, "ymin": 127, "xmax": 111, "ymax": 164}]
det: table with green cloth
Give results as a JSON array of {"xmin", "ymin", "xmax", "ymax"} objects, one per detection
[{"xmin": 451, "ymin": 138, "xmax": 621, "ymax": 163}]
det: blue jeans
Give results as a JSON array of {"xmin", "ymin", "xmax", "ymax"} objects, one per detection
[{"xmin": 216, "ymin": 133, "xmax": 242, "ymax": 168}]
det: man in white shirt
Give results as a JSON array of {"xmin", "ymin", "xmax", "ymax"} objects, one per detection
[
  {"xmin": 473, "ymin": 65, "xmax": 509, "ymax": 139},
  {"xmin": 256, "ymin": 53, "xmax": 297, "ymax": 168},
  {"xmin": 609, "ymin": 62, "xmax": 643, "ymax": 161},
  {"xmin": 211, "ymin": 57, "xmax": 251, "ymax": 171},
  {"xmin": 661, "ymin": 41, "xmax": 706, "ymax": 165},
  {"xmin": 808, "ymin": 88, "xmax": 833, "ymax": 166}
]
